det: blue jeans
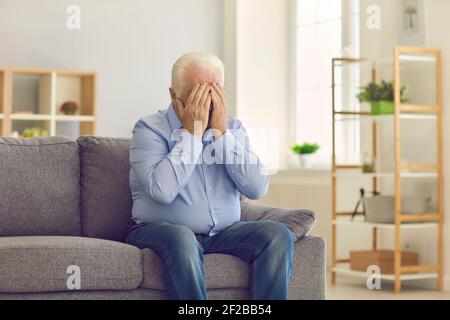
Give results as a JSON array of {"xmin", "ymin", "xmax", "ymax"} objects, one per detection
[{"xmin": 126, "ymin": 220, "xmax": 294, "ymax": 300}]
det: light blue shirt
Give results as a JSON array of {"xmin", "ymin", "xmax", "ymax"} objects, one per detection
[{"xmin": 129, "ymin": 104, "xmax": 270, "ymax": 236}]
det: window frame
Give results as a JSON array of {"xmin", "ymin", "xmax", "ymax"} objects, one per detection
[{"xmin": 291, "ymin": 0, "xmax": 360, "ymax": 168}]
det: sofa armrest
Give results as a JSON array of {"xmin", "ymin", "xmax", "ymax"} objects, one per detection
[
  {"xmin": 240, "ymin": 201, "xmax": 316, "ymax": 241},
  {"xmin": 289, "ymin": 235, "xmax": 326, "ymax": 300}
]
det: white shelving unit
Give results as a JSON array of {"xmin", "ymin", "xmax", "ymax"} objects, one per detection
[
  {"xmin": 0, "ymin": 67, "xmax": 97, "ymax": 138},
  {"xmin": 332, "ymin": 265, "xmax": 438, "ymax": 281},
  {"xmin": 331, "ymin": 47, "xmax": 444, "ymax": 293}
]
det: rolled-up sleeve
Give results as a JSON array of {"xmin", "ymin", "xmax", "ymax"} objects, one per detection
[{"xmin": 130, "ymin": 121, "xmax": 203, "ymax": 205}]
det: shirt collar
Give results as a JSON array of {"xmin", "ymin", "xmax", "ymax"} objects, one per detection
[{"xmin": 167, "ymin": 103, "xmax": 215, "ymax": 143}]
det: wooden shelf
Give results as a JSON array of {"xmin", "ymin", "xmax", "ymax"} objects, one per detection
[
  {"xmin": 399, "ymin": 104, "xmax": 438, "ymax": 113},
  {"xmin": 334, "ymin": 112, "xmax": 437, "ymax": 121},
  {"xmin": 333, "ymin": 171, "xmax": 438, "ymax": 178},
  {"xmin": 55, "ymin": 115, "xmax": 95, "ymax": 122},
  {"xmin": 336, "ymin": 162, "xmax": 437, "ymax": 170},
  {"xmin": 0, "ymin": 67, "xmax": 96, "ymax": 137},
  {"xmin": 11, "ymin": 113, "xmax": 52, "ymax": 121},
  {"xmin": 331, "ymin": 47, "xmax": 444, "ymax": 293},
  {"xmin": 332, "ymin": 265, "xmax": 438, "ymax": 281},
  {"xmin": 333, "ymin": 219, "xmax": 438, "ymax": 229},
  {"xmin": 400, "ymin": 213, "xmax": 440, "ymax": 223}
]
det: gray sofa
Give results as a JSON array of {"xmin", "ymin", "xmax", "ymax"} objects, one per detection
[{"xmin": 0, "ymin": 136, "xmax": 325, "ymax": 300}]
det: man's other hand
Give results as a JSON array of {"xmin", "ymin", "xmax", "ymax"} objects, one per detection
[
  {"xmin": 210, "ymin": 82, "xmax": 228, "ymax": 137},
  {"xmin": 170, "ymin": 84, "xmax": 211, "ymax": 140}
]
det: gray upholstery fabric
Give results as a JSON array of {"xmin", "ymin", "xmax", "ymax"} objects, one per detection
[
  {"xmin": 289, "ymin": 236, "xmax": 326, "ymax": 300},
  {"xmin": 141, "ymin": 249, "xmax": 250, "ymax": 290},
  {"xmin": 0, "ymin": 288, "xmax": 249, "ymax": 300},
  {"xmin": 208, "ymin": 288, "xmax": 249, "ymax": 300},
  {"xmin": 140, "ymin": 235, "xmax": 326, "ymax": 300},
  {"xmin": 0, "ymin": 288, "xmax": 164, "ymax": 300},
  {"xmin": 77, "ymin": 136, "xmax": 132, "ymax": 242},
  {"xmin": 0, "ymin": 136, "xmax": 326, "ymax": 300},
  {"xmin": 240, "ymin": 200, "xmax": 316, "ymax": 241},
  {"xmin": 0, "ymin": 236, "xmax": 142, "ymax": 293},
  {"xmin": 0, "ymin": 137, "xmax": 81, "ymax": 236}
]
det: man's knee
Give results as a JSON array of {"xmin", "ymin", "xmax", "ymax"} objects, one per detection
[
  {"xmin": 255, "ymin": 221, "xmax": 294, "ymax": 250},
  {"xmin": 163, "ymin": 223, "xmax": 203, "ymax": 256},
  {"xmin": 128, "ymin": 221, "xmax": 202, "ymax": 257}
]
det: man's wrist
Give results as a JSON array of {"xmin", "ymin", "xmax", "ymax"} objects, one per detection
[
  {"xmin": 183, "ymin": 124, "xmax": 204, "ymax": 140},
  {"xmin": 210, "ymin": 122, "xmax": 227, "ymax": 137}
]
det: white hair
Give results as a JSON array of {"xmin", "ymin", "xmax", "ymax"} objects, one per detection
[{"xmin": 171, "ymin": 52, "xmax": 225, "ymax": 94}]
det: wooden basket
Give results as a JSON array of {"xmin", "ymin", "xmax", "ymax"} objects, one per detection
[{"xmin": 350, "ymin": 250, "xmax": 418, "ymax": 274}]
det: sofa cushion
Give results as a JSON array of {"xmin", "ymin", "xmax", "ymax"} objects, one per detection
[
  {"xmin": 140, "ymin": 249, "xmax": 249, "ymax": 290},
  {"xmin": 77, "ymin": 136, "xmax": 132, "ymax": 242},
  {"xmin": 240, "ymin": 201, "xmax": 316, "ymax": 241},
  {"xmin": 0, "ymin": 137, "xmax": 81, "ymax": 236},
  {"xmin": 0, "ymin": 236, "xmax": 142, "ymax": 293}
]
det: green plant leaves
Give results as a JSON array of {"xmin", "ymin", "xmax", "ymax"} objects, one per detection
[
  {"xmin": 357, "ymin": 80, "xmax": 407, "ymax": 103},
  {"xmin": 291, "ymin": 143, "xmax": 320, "ymax": 155}
]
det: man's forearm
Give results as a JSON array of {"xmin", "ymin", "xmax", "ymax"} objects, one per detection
[
  {"xmin": 212, "ymin": 131, "xmax": 270, "ymax": 199},
  {"xmin": 141, "ymin": 131, "xmax": 203, "ymax": 204}
]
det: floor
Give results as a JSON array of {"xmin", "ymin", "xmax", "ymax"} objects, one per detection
[{"xmin": 327, "ymin": 277, "xmax": 450, "ymax": 300}]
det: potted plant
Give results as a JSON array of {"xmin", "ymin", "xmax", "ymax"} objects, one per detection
[
  {"xmin": 21, "ymin": 127, "xmax": 49, "ymax": 138},
  {"xmin": 291, "ymin": 143, "xmax": 320, "ymax": 169},
  {"xmin": 362, "ymin": 153, "xmax": 375, "ymax": 173},
  {"xmin": 405, "ymin": 5, "xmax": 418, "ymax": 30},
  {"xmin": 357, "ymin": 80, "xmax": 407, "ymax": 115}
]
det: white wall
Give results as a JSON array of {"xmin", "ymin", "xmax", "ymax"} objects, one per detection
[
  {"xmin": 0, "ymin": 0, "xmax": 223, "ymax": 137},
  {"xmin": 426, "ymin": 0, "xmax": 450, "ymax": 292},
  {"xmin": 231, "ymin": 0, "xmax": 291, "ymax": 170}
]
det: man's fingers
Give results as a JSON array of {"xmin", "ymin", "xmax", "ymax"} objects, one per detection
[
  {"xmin": 187, "ymin": 84, "xmax": 201, "ymax": 106},
  {"xmin": 210, "ymin": 88, "xmax": 220, "ymax": 109},
  {"xmin": 169, "ymin": 87, "xmax": 184, "ymax": 115},
  {"xmin": 198, "ymin": 86, "xmax": 211, "ymax": 111},
  {"xmin": 193, "ymin": 84, "xmax": 208, "ymax": 107},
  {"xmin": 203, "ymin": 96, "xmax": 212, "ymax": 112},
  {"xmin": 212, "ymin": 82, "xmax": 225, "ymax": 101}
]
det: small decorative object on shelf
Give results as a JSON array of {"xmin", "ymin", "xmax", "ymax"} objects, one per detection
[
  {"xmin": 364, "ymin": 194, "xmax": 433, "ymax": 223},
  {"xmin": 357, "ymin": 80, "xmax": 408, "ymax": 115},
  {"xmin": 350, "ymin": 250, "xmax": 418, "ymax": 274},
  {"xmin": 60, "ymin": 101, "xmax": 78, "ymax": 115},
  {"xmin": 21, "ymin": 127, "xmax": 49, "ymax": 138},
  {"xmin": 291, "ymin": 143, "xmax": 320, "ymax": 169},
  {"xmin": 362, "ymin": 153, "xmax": 375, "ymax": 173}
]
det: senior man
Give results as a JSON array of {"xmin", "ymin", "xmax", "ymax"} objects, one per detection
[{"xmin": 126, "ymin": 52, "xmax": 294, "ymax": 300}]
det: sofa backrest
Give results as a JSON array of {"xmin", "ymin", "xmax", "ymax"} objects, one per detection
[
  {"xmin": 0, "ymin": 137, "xmax": 82, "ymax": 236},
  {"xmin": 77, "ymin": 136, "xmax": 132, "ymax": 242}
]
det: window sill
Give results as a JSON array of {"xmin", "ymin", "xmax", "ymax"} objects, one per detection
[{"xmin": 270, "ymin": 167, "xmax": 332, "ymax": 186}]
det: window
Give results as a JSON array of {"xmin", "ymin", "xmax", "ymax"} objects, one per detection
[{"xmin": 294, "ymin": 0, "xmax": 360, "ymax": 166}]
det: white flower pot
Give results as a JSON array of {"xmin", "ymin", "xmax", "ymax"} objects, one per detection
[{"xmin": 299, "ymin": 154, "xmax": 314, "ymax": 169}]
